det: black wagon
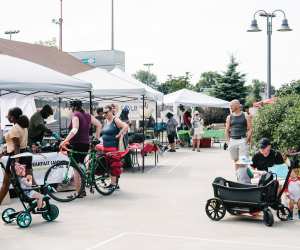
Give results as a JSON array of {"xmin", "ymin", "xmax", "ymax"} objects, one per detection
[{"xmin": 205, "ymin": 153, "xmax": 299, "ymax": 227}]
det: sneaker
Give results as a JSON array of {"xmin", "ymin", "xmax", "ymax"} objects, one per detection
[
  {"xmin": 192, "ymin": 148, "xmax": 195, "ymax": 151},
  {"xmin": 197, "ymin": 149, "xmax": 200, "ymax": 152},
  {"xmin": 168, "ymin": 149, "xmax": 176, "ymax": 152},
  {"xmin": 115, "ymin": 184, "xmax": 120, "ymax": 191},
  {"xmin": 78, "ymin": 190, "xmax": 87, "ymax": 198},
  {"xmin": 37, "ymin": 207, "xmax": 48, "ymax": 212}
]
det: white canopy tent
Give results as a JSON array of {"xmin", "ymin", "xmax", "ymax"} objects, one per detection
[
  {"xmin": 73, "ymin": 68, "xmax": 146, "ymax": 102},
  {"xmin": 0, "ymin": 54, "xmax": 92, "ymax": 130},
  {"xmin": 163, "ymin": 89, "xmax": 229, "ymax": 108},
  {"xmin": 110, "ymin": 67, "xmax": 164, "ymax": 102},
  {"xmin": 0, "ymin": 54, "xmax": 92, "ymax": 96}
]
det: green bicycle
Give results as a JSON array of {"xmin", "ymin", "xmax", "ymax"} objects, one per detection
[{"xmin": 44, "ymin": 141, "xmax": 127, "ymax": 202}]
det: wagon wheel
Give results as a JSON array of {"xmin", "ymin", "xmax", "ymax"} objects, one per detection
[
  {"xmin": 205, "ymin": 198, "xmax": 226, "ymax": 221},
  {"xmin": 277, "ymin": 206, "xmax": 291, "ymax": 221},
  {"xmin": 263, "ymin": 209, "xmax": 274, "ymax": 227}
]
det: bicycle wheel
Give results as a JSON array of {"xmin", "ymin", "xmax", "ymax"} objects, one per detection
[
  {"xmin": 44, "ymin": 161, "xmax": 85, "ymax": 202},
  {"xmin": 92, "ymin": 159, "xmax": 115, "ymax": 196}
]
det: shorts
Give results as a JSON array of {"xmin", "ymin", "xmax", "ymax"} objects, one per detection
[
  {"xmin": 70, "ymin": 143, "xmax": 89, "ymax": 164},
  {"xmin": 193, "ymin": 127, "xmax": 203, "ymax": 140},
  {"xmin": 23, "ymin": 190, "xmax": 39, "ymax": 199},
  {"xmin": 228, "ymin": 138, "xmax": 249, "ymax": 162},
  {"xmin": 167, "ymin": 132, "xmax": 176, "ymax": 144}
]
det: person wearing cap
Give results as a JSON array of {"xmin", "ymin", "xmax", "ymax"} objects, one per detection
[
  {"xmin": 225, "ymin": 99, "xmax": 252, "ymax": 169},
  {"xmin": 28, "ymin": 104, "xmax": 54, "ymax": 145},
  {"xmin": 191, "ymin": 111, "xmax": 204, "ymax": 152},
  {"xmin": 60, "ymin": 100, "xmax": 102, "ymax": 197},
  {"xmin": 251, "ymin": 138, "xmax": 284, "ymax": 171}
]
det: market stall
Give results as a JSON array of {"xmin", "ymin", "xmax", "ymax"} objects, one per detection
[
  {"xmin": 163, "ymin": 89, "xmax": 229, "ymax": 147},
  {"xmin": 73, "ymin": 68, "xmax": 161, "ymax": 171}
]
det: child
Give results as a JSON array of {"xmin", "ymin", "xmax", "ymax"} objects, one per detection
[
  {"xmin": 15, "ymin": 162, "xmax": 45, "ymax": 211},
  {"xmin": 236, "ymin": 156, "xmax": 265, "ymax": 184},
  {"xmin": 286, "ymin": 169, "xmax": 300, "ymax": 220}
]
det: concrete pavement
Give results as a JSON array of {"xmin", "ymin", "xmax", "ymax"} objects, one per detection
[{"xmin": 1, "ymin": 148, "xmax": 299, "ymax": 250}]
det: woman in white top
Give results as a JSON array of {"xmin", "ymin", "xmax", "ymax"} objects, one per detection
[
  {"xmin": 191, "ymin": 111, "xmax": 204, "ymax": 152},
  {"xmin": 0, "ymin": 107, "xmax": 32, "ymax": 205}
]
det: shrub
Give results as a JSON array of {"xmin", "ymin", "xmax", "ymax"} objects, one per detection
[{"xmin": 253, "ymin": 94, "xmax": 300, "ymax": 152}]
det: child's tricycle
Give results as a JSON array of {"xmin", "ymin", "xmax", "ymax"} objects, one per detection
[
  {"xmin": 1, "ymin": 154, "xmax": 59, "ymax": 228},
  {"xmin": 205, "ymin": 152, "xmax": 299, "ymax": 227}
]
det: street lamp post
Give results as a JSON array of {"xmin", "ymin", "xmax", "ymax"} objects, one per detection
[
  {"xmin": 4, "ymin": 30, "xmax": 20, "ymax": 40},
  {"xmin": 247, "ymin": 10, "xmax": 292, "ymax": 98},
  {"xmin": 52, "ymin": 0, "xmax": 63, "ymax": 51}
]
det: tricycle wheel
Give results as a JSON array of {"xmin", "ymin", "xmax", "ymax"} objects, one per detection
[
  {"xmin": 205, "ymin": 198, "xmax": 226, "ymax": 221},
  {"xmin": 2, "ymin": 208, "xmax": 16, "ymax": 224},
  {"xmin": 277, "ymin": 206, "xmax": 291, "ymax": 221},
  {"xmin": 16, "ymin": 212, "xmax": 32, "ymax": 228},
  {"xmin": 263, "ymin": 209, "xmax": 274, "ymax": 227},
  {"xmin": 42, "ymin": 204, "xmax": 59, "ymax": 222}
]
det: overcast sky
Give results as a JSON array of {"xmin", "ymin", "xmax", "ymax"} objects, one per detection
[{"xmin": 0, "ymin": 0, "xmax": 299, "ymax": 88}]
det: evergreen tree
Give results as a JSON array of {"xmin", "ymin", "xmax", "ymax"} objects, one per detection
[{"xmin": 213, "ymin": 56, "xmax": 247, "ymax": 104}]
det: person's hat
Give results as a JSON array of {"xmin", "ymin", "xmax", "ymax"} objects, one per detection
[
  {"xmin": 259, "ymin": 138, "xmax": 271, "ymax": 149},
  {"xmin": 237, "ymin": 155, "xmax": 252, "ymax": 165}
]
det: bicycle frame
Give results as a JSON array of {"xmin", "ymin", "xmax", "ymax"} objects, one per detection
[{"xmin": 67, "ymin": 148, "xmax": 110, "ymax": 189}]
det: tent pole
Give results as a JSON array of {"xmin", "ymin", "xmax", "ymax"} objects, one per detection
[
  {"xmin": 142, "ymin": 95, "xmax": 145, "ymax": 173},
  {"xmin": 155, "ymin": 101, "xmax": 158, "ymax": 131},
  {"xmin": 58, "ymin": 97, "xmax": 62, "ymax": 138},
  {"xmin": 89, "ymin": 91, "xmax": 93, "ymax": 114}
]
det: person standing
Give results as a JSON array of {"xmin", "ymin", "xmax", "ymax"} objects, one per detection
[
  {"xmin": 0, "ymin": 108, "xmax": 32, "ymax": 204},
  {"xmin": 60, "ymin": 100, "xmax": 102, "ymax": 197},
  {"xmin": 166, "ymin": 112, "xmax": 178, "ymax": 152},
  {"xmin": 95, "ymin": 107, "xmax": 105, "ymax": 127},
  {"xmin": 225, "ymin": 99, "xmax": 252, "ymax": 169},
  {"xmin": 101, "ymin": 105, "xmax": 128, "ymax": 189},
  {"xmin": 28, "ymin": 104, "xmax": 53, "ymax": 145},
  {"xmin": 191, "ymin": 111, "xmax": 204, "ymax": 152}
]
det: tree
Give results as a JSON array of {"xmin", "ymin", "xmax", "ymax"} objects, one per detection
[
  {"xmin": 157, "ymin": 72, "xmax": 194, "ymax": 94},
  {"xmin": 133, "ymin": 70, "xmax": 158, "ymax": 89},
  {"xmin": 195, "ymin": 71, "xmax": 221, "ymax": 93},
  {"xmin": 276, "ymin": 80, "xmax": 300, "ymax": 97},
  {"xmin": 35, "ymin": 37, "xmax": 57, "ymax": 48},
  {"xmin": 212, "ymin": 56, "xmax": 247, "ymax": 104},
  {"xmin": 245, "ymin": 79, "xmax": 265, "ymax": 107}
]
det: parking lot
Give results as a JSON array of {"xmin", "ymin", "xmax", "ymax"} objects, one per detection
[{"xmin": 1, "ymin": 148, "xmax": 300, "ymax": 250}]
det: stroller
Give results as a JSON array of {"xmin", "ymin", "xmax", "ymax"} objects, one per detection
[
  {"xmin": 1, "ymin": 154, "xmax": 59, "ymax": 228},
  {"xmin": 205, "ymin": 152, "xmax": 299, "ymax": 227}
]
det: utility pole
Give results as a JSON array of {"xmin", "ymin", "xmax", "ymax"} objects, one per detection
[
  {"xmin": 52, "ymin": 0, "xmax": 63, "ymax": 51},
  {"xmin": 111, "ymin": 0, "xmax": 114, "ymax": 50}
]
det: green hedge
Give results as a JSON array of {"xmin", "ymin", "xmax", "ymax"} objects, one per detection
[{"xmin": 253, "ymin": 94, "xmax": 300, "ymax": 152}]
